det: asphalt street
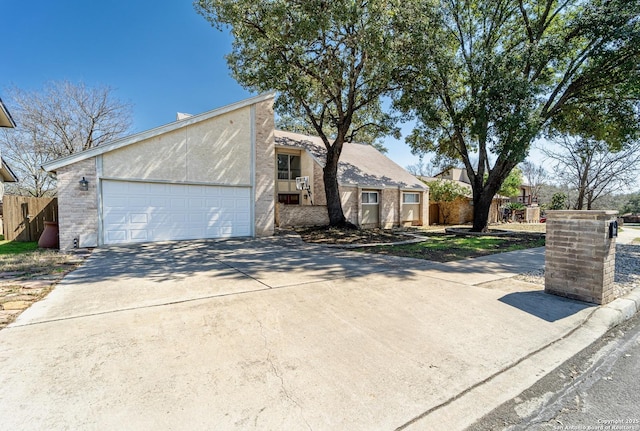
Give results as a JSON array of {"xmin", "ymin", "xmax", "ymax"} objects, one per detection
[{"xmin": 469, "ymin": 312, "xmax": 640, "ymax": 430}]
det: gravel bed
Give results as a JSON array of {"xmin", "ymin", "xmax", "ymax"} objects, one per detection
[{"xmin": 516, "ymin": 244, "xmax": 640, "ymax": 298}]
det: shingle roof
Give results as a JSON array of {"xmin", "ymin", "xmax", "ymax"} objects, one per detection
[{"xmin": 274, "ymin": 130, "xmax": 428, "ymax": 190}]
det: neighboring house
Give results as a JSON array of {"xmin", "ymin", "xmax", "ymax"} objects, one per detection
[
  {"xmin": 274, "ymin": 130, "xmax": 429, "ymax": 229},
  {"xmin": 42, "ymin": 94, "xmax": 428, "ymax": 250},
  {"xmin": 422, "ymin": 168, "xmax": 508, "ymax": 225},
  {"xmin": 511, "ymin": 183, "xmax": 538, "ymax": 206},
  {"xmin": 0, "ymin": 97, "xmax": 19, "ymax": 182},
  {"xmin": 0, "ymin": 97, "xmax": 20, "ymax": 235},
  {"xmin": 0, "ymin": 97, "xmax": 17, "ymax": 128}
]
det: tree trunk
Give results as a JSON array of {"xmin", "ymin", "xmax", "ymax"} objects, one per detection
[
  {"xmin": 323, "ymin": 145, "xmax": 347, "ymax": 226},
  {"xmin": 471, "ymin": 192, "xmax": 494, "ymax": 232},
  {"xmin": 575, "ymin": 186, "xmax": 586, "ymax": 210}
]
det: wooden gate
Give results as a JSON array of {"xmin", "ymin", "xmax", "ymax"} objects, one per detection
[
  {"xmin": 429, "ymin": 203, "xmax": 440, "ymax": 225},
  {"xmin": 2, "ymin": 195, "xmax": 58, "ymax": 242}
]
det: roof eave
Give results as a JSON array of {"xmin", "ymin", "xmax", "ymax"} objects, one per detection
[
  {"xmin": 0, "ymin": 160, "xmax": 18, "ymax": 182},
  {"xmin": 0, "ymin": 98, "xmax": 16, "ymax": 128}
]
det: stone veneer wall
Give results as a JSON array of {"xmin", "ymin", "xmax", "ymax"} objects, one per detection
[
  {"xmin": 56, "ymin": 158, "xmax": 98, "ymax": 251},
  {"xmin": 276, "ymin": 203, "xmax": 330, "ymax": 227},
  {"xmin": 545, "ymin": 210, "xmax": 618, "ymax": 305},
  {"xmin": 253, "ymin": 100, "xmax": 275, "ymax": 236}
]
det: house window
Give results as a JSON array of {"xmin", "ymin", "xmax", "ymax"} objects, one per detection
[
  {"xmin": 278, "ymin": 194, "xmax": 300, "ymax": 205},
  {"xmin": 361, "ymin": 191, "xmax": 379, "ymax": 204},
  {"xmin": 277, "ymin": 154, "xmax": 301, "ymax": 180},
  {"xmin": 403, "ymin": 192, "xmax": 420, "ymax": 204}
]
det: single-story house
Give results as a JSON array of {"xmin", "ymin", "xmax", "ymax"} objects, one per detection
[
  {"xmin": 274, "ymin": 130, "xmax": 428, "ymax": 229},
  {"xmin": 43, "ymin": 94, "xmax": 428, "ymax": 250}
]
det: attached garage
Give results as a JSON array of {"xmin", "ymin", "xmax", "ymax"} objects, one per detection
[
  {"xmin": 101, "ymin": 181, "xmax": 252, "ymax": 244},
  {"xmin": 43, "ymin": 94, "xmax": 275, "ymax": 251}
]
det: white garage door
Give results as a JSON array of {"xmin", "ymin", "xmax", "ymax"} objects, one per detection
[{"xmin": 102, "ymin": 181, "xmax": 252, "ymax": 245}]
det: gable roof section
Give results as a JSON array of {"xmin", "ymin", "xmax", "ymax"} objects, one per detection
[
  {"xmin": 0, "ymin": 159, "xmax": 18, "ymax": 182},
  {"xmin": 275, "ymin": 130, "xmax": 427, "ymax": 191},
  {"xmin": 0, "ymin": 97, "xmax": 16, "ymax": 128},
  {"xmin": 42, "ymin": 93, "xmax": 275, "ymax": 172}
]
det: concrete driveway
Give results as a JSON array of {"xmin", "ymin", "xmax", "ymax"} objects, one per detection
[{"xmin": 0, "ymin": 237, "xmax": 600, "ymax": 430}]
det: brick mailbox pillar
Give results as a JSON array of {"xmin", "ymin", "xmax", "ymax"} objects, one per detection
[{"xmin": 545, "ymin": 210, "xmax": 618, "ymax": 305}]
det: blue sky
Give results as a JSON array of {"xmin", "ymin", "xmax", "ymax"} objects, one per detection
[{"xmin": 1, "ymin": 0, "xmax": 421, "ymax": 169}]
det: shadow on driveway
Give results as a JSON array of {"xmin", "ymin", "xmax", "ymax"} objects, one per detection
[
  {"xmin": 498, "ymin": 290, "xmax": 594, "ymax": 322},
  {"xmin": 63, "ymin": 237, "xmax": 423, "ymax": 288}
]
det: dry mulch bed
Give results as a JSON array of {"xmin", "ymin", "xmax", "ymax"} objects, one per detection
[{"xmin": 295, "ymin": 227, "xmax": 417, "ymax": 244}]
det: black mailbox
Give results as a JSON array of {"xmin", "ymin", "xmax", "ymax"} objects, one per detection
[{"xmin": 609, "ymin": 220, "xmax": 618, "ymax": 238}]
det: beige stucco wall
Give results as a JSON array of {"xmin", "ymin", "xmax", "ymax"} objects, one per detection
[
  {"xmin": 401, "ymin": 203, "xmax": 420, "ymax": 224},
  {"xmin": 102, "ymin": 109, "xmax": 252, "ymax": 185}
]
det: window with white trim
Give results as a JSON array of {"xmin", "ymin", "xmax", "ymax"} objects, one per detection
[
  {"xmin": 361, "ymin": 191, "xmax": 379, "ymax": 204},
  {"xmin": 402, "ymin": 192, "xmax": 420, "ymax": 204}
]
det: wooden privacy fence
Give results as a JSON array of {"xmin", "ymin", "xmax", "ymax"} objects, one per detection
[{"xmin": 2, "ymin": 195, "xmax": 58, "ymax": 242}]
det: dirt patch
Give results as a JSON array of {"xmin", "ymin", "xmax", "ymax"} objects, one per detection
[{"xmin": 0, "ymin": 250, "xmax": 91, "ymax": 330}]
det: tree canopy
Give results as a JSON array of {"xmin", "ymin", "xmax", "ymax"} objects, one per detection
[
  {"xmin": 196, "ymin": 0, "xmax": 399, "ymax": 226},
  {"xmin": 425, "ymin": 178, "xmax": 469, "ymax": 224},
  {"xmin": 394, "ymin": 0, "xmax": 640, "ymax": 231},
  {"xmin": 498, "ymin": 168, "xmax": 523, "ymax": 198}
]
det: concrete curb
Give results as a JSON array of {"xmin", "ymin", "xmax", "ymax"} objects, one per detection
[
  {"xmin": 593, "ymin": 288, "xmax": 640, "ymax": 329},
  {"xmin": 404, "ymin": 286, "xmax": 640, "ymax": 431}
]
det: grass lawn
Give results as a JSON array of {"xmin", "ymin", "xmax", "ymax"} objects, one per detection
[
  {"xmin": 0, "ymin": 240, "xmax": 39, "ymax": 255},
  {"xmin": 365, "ymin": 233, "xmax": 545, "ymax": 262}
]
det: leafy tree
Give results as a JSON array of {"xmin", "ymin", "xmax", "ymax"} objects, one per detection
[
  {"xmin": 498, "ymin": 168, "xmax": 523, "ymax": 198},
  {"xmin": 394, "ymin": 0, "xmax": 640, "ymax": 231},
  {"xmin": 543, "ymin": 137, "xmax": 640, "ymax": 210},
  {"xmin": 196, "ymin": 0, "xmax": 399, "ymax": 227},
  {"xmin": 549, "ymin": 192, "xmax": 568, "ymax": 210},
  {"xmin": 0, "ymin": 81, "xmax": 132, "ymax": 197},
  {"xmin": 623, "ymin": 194, "xmax": 640, "ymax": 215},
  {"xmin": 426, "ymin": 179, "xmax": 468, "ymax": 224}
]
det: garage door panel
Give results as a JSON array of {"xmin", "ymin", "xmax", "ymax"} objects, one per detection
[
  {"xmin": 130, "ymin": 213, "xmax": 148, "ymax": 224},
  {"xmin": 102, "ymin": 181, "xmax": 252, "ymax": 245}
]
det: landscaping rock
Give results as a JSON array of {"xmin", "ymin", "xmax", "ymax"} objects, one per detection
[
  {"xmin": 0, "ymin": 271, "xmax": 26, "ymax": 278},
  {"xmin": 1, "ymin": 301, "xmax": 32, "ymax": 311},
  {"xmin": 20, "ymin": 280, "xmax": 54, "ymax": 290}
]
